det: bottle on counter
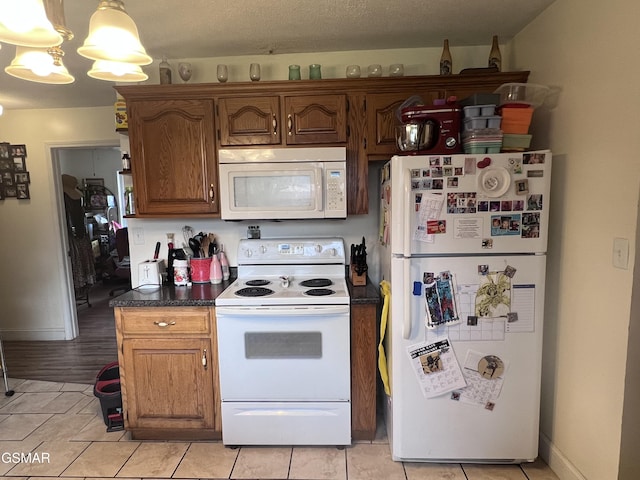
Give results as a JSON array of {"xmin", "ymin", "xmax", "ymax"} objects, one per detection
[
  {"xmin": 488, "ymin": 35, "xmax": 502, "ymax": 71},
  {"xmin": 219, "ymin": 244, "xmax": 230, "ymax": 281},
  {"xmin": 440, "ymin": 39, "xmax": 452, "ymax": 75},
  {"xmin": 210, "ymin": 253, "xmax": 223, "ymax": 284}
]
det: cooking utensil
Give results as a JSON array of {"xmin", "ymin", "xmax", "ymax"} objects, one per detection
[{"xmin": 188, "ymin": 237, "xmax": 201, "ymax": 258}]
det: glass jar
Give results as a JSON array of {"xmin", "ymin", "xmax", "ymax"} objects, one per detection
[
  {"xmin": 288, "ymin": 64, "xmax": 301, "ymax": 80},
  {"xmin": 309, "ymin": 64, "xmax": 322, "ymax": 80}
]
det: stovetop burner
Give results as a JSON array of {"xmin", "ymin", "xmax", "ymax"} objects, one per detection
[
  {"xmin": 235, "ymin": 287, "xmax": 275, "ymax": 297},
  {"xmin": 245, "ymin": 279, "xmax": 271, "ymax": 286},
  {"xmin": 304, "ymin": 288, "xmax": 335, "ymax": 296},
  {"xmin": 300, "ymin": 278, "xmax": 333, "ymax": 288}
]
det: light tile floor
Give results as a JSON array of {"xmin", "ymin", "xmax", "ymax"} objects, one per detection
[{"xmin": 0, "ymin": 378, "xmax": 559, "ymax": 480}]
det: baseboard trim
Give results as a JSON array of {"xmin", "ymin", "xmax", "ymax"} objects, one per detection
[
  {"xmin": 539, "ymin": 431, "xmax": 587, "ymax": 480},
  {"xmin": 0, "ymin": 329, "xmax": 67, "ymax": 341}
]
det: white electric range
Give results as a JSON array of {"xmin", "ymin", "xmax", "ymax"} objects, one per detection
[{"xmin": 215, "ymin": 238, "xmax": 351, "ymax": 446}]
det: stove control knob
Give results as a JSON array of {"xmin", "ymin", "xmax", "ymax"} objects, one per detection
[
  {"xmin": 259, "ymin": 245, "xmax": 267, "ymax": 254},
  {"xmin": 245, "ymin": 249, "xmax": 252, "ymax": 257},
  {"xmin": 315, "ymin": 244, "xmax": 322, "ymax": 253},
  {"xmin": 329, "ymin": 248, "xmax": 337, "ymax": 256}
]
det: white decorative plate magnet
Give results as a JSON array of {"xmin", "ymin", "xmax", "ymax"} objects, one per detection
[{"xmin": 478, "ymin": 167, "xmax": 511, "ymax": 198}]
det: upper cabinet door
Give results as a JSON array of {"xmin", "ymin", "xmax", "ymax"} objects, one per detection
[
  {"xmin": 129, "ymin": 99, "xmax": 218, "ymax": 215},
  {"xmin": 217, "ymin": 96, "xmax": 281, "ymax": 146},
  {"xmin": 365, "ymin": 90, "xmax": 443, "ymax": 157},
  {"xmin": 284, "ymin": 94, "xmax": 348, "ymax": 145}
]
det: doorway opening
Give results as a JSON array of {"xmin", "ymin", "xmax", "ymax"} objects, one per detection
[{"xmin": 51, "ymin": 141, "xmax": 122, "ymax": 340}]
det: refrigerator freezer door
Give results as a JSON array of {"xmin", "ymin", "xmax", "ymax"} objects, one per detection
[
  {"xmin": 389, "ymin": 150, "xmax": 551, "ymax": 256},
  {"xmin": 387, "ymin": 254, "xmax": 545, "ymax": 462}
]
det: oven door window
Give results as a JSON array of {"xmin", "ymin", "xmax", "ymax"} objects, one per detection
[{"xmin": 245, "ymin": 331, "xmax": 322, "ymax": 359}]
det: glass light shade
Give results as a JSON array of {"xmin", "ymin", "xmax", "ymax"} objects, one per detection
[
  {"xmin": 5, "ymin": 46, "xmax": 74, "ymax": 84},
  {"xmin": 0, "ymin": 0, "xmax": 63, "ymax": 47},
  {"xmin": 77, "ymin": 1, "xmax": 152, "ymax": 65},
  {"xmin": 88, "ymin": 59, "xmax": 148, "ymax": 82}
]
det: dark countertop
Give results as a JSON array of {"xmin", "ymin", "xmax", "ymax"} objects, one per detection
[
  {"xmin": 347, "ymin": 277, "xmax": 381, "ymax": 305},
  {"xmin": 109, "ymin": 280, "xmax": 234, "ymax": 307},
  {"xmin": 110, "ymin": 275, "xmax": 380, "ymax": 308}
]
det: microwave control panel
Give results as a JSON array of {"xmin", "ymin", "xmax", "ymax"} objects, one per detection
[{"xmin": 325, "ymin": 167, "xmax": 346, "ymax": 217}]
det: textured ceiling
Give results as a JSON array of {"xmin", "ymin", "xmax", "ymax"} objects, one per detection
[{"xmin": 0, "ymin": 0, "xmax": 555, "ymax": 111}]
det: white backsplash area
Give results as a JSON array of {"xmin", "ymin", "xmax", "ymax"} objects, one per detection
[{"xmin": 127, "ymin": 163, "xmax": 384, "ymax": 287}]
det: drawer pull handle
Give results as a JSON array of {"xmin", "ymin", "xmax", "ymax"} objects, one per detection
[
  {"xmin": 202, "ymin": 349, "xmax": 208, "ymax": 369},
  {"xmin": 153, "ymin": 321, "xmax": 176, "ymax": 328}
]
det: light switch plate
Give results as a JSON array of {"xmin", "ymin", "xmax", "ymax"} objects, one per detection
[
  {"xmin": 613, "ymin": 237, "xmax": 629, "ymax": 269},
  {"xmin": 133, "ymin": 227, "xmax": 145, "ymax": 245}
]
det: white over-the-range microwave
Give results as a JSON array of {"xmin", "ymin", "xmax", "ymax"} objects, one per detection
[{"xmin": 218, "ymin": 147, "xmax": 347, "ymax": 220}]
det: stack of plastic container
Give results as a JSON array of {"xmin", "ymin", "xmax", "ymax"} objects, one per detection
[
  {"xmin": 461, "ymin": 104, "xmax": 503, "ymax": 154},
  {"xmin": 494, "ymin": 83, "xmax": 549, "ymax": 152}
]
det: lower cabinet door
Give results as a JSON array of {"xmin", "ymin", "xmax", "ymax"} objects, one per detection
[{"xmin": 122, "ymin": 337, "xmax": 215, "ymax": 430}]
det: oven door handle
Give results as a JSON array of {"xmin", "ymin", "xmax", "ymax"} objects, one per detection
[{"xmin": 216, "ymin": 305, "xmax": 350, "ymax": 316}]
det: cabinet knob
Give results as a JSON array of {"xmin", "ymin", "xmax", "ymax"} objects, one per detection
[
  {"xmin": 287, "ymin": 114, "xmax": 293, "ymax": 136},
  {"xmin": 153, "ymin": 321, "xmax": 176, "ymax": 328},
  {"xmin": 272, "ymin": 114, "xmax": 277, "ymax": 135},
  {"xmin": 209, "ymin": 184, "xmax": 215, "ymax": 203}
]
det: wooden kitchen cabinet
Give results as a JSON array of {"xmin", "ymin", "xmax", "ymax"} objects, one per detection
[
  {"xmin": 114, "ymin": 306, "xmax": 221, "ymax": 440},
  {"xmin": 124, "ymin": 97, "xmax": 218, "ymax": 216},
  {"xmin": 117, "ymin": 71, "xmax": 529, "ymax": 216},
  {"xmin": 217, "ymin": 94, "xmax": 347, "ymax": 146},
  {"xmin": 350, "ymin": 298, "xmax": 380, "ymax": 441}
]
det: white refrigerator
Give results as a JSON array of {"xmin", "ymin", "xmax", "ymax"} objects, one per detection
[{"xmin": 379, "ymin": 150, "xmax": 551, "ymax": 463}]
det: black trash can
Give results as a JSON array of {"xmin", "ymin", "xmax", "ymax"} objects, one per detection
[{"xmin": 93, "ymin": 362, "xmax": 124, "ymax": 432}]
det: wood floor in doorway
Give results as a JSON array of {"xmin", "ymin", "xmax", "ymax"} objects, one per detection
[{"xmin": 3, "ymin": 281, "xmax": 119, "ymax": 385}]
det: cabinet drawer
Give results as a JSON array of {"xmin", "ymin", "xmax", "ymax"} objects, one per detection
[{"xmin": 120, "ymin": 308, "xmax": 212, "ymax": 335}]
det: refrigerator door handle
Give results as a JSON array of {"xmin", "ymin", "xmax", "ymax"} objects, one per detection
[
  {"xmin": 403, "ymin": 167, "xmax": 412, "ymax": 256},
  {"xmin": 403, "ymin": 259, "xmax": 412, "ymax": 339}
]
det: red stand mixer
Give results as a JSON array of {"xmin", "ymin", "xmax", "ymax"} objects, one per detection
[{"xmin": 396, "ymin": 98, "xmax": 462, "ymax": 154}]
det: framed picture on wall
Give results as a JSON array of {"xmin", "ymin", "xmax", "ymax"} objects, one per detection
[
  {"xmin": 10, "ymin": 144, "xmax": 27, "ymax": 157},
  {"xmin": 3, "ymin": 185, "xmax": 17, "ymax": 198},
  {"xmin": 12, "ymin": 156, "xmax": 26, "ymax": 172},
  {"xmin": 16, "ymin": 183, "xmax": 30, "ymax": 199},
  {"xmin": 0, "ymin": 143, "xmax": 9, "ymax": 160},
  {"xmin": 1, "ymin": 171, "xmax": 13, "ymax": 186},
  {"xmin": 14, "ymin": 171, "xmax": 30, "ymax": 183},
  {"xmin": 0, "ymin": 159, "xmax": 11, "ymax": 171}
]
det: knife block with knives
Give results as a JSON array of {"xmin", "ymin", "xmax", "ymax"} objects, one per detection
[{"xmin": 349, "ymin": 237, "xmax": 368, "ymax": 286}]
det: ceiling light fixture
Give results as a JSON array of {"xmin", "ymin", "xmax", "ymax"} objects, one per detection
[
  {"xmin": 4, "ymin": 0, "xmax": 74, "ymax": 84},
  {"xmin": 77, "ymin": 0, "xmax": 152, "ymax": 66},
  {"xmin": 0, "ymin": 0, "xmax": 62, "ymax": 47},
  {"xmin": 88, "ymin": 59, "xmax": 148, "ymax": 82},
  {"xmin": 5, "ymin": 45, "xmax": 74, "ymax": 84},
  {"xmin": 2, "ymin": 0, "xmax": 149, "ymax": 84}
]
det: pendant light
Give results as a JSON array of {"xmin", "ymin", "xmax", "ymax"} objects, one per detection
[
  {"xmin": 88, "ymin": 59, "xmax": 148, "ymax": 82},
  {"xmin": 4, "ymin": 0, "xmax": 74, "ymax": 84},
  {"xmin": 0, "ymin": 0, "xmax": 62, "ymax": 47},
  {"xmin": 77, "ymin": 0, "xmax": 152, "ymax": 66},
  {"xmin": 5, "ymin": 45, "xmax": 74, "ymax": 84}
]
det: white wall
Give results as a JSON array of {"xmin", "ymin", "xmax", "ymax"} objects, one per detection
[
  {"xmin": 0, "ymin": 107, "xmax": 119, "ymax": 340},
  {"xmin": 512, "ymin": 1, "xmax": 640, "ymax": 479}
]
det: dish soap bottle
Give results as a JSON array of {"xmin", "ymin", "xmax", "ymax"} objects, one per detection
[
  {"xmin": 219, "ymin": 244, "xmax": 230, "ymax": 281},
  {"xmin": 210, "ymin": 253, "xmax": 223, "ymax": 284},
  {"xmin": 440, "ymin": 39, "xmax": 452, "ymax": 75},
  {"xmin": 488, "ymin": 35, "xmax": 501, "ymax": 71}
]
